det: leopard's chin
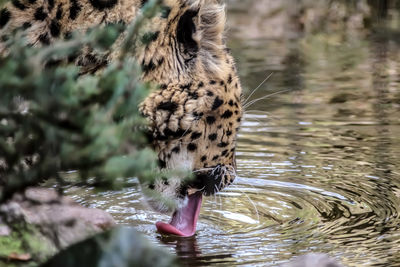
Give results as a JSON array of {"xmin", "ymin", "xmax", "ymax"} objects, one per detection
[
  {"xmin": 142, "ymin": 177, "xmax": 189, "ymax": 214},
  {"xmin": 144, "ymin": 194, "xmax": 188, "ymax": 214}
]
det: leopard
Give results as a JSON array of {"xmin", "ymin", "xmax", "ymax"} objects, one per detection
[{"xmin": 0, "ymin": 0, "xmax": 243, "ymax": 236}]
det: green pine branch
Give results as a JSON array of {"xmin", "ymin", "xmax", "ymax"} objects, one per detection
[{"xmin": 0, "ymin": 0, "xmax": 163, "ymax": 203}]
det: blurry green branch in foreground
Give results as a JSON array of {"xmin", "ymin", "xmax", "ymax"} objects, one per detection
[{"xmin": 0, "ymin": 0, "xmax": 163, "ymax": 203}]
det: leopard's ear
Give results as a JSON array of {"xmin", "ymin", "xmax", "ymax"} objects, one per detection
[
  {"xmin": 197, "ymin": 1, "xmax": 226, "ymax": 72},
  {"xmin": 177, "ymin": 0, "xmax": 226, "ymax": 73},
  {"xmin": 176, "ymin": 6, "xmax": 200, "ymax": 54}
]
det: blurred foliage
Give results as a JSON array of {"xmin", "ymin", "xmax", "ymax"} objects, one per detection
[
  {"xmin": 0, "ymin": 0, "xmax": 164, "ymax": 203},
  {"xmin": 0, "ymin": 224, "xmax": 53, "ymax": 265}
]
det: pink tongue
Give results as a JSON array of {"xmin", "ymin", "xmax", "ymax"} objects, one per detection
[{"xmin": 156, "ymin": 192, "xmax": 202, "ymax": 237}]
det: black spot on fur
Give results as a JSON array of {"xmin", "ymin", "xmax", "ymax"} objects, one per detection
[
  {"xmin": 163, "ymin": 128, "xmax": 190, "ymax": 139},
  {"xmin": 12, "ymin": 0, "xmax": 26, "ymax": 10},
  {"xmin": 228, "ymin": 100, "xmax": 234, "ymax": 106},
  {"xmin": 34, "ymin": 7, "xmax": 47, "ymax": 21},
  {"xmin": 48, "ymin": 0, "xmax": 55, "ymax": 11},
  {"xmin": 160, "ymin": 84, "xmax": 168, "ymax": 89},
  {"xmin": 38, "ymin": 33, "xmax": 50, "ymax": 45},
  {"xmin": 22, "ymin": 22, "xmax": 31, "ymax": 29},
  {"xmin": 221, "ymin": 110, "xmax": 233, "ymax": 119},
  {"xmin": 220, "ymin": 81, "xmax": 225, "ymax": 86},
  {"xmin": 188, "ymin": 143, "xmax": 197, "ymax": 152},
  {"xmin": 50, "ymin": 20, "xmax": 60, "ymax": 37},
  {"xmin": 218, "ymin": 142, "xmax": 228, "ymax": 148},
  {"xmin": 172, "ymin": 146, "xmax": 180, "ymax": 153},
  {"xmin": 198, "ymin": 81, "xmax": 204, "ymax": 87},
  {"xmin": 193, "ymin": 112, "xmax": 203, "ymax": 119},
  {"xmin": 141, "ymin": 31, "xmax": 159, "ymax": 44},
  {"xmin": 206, "ymin": 116, "xmax": 216, "ymax": 125},
  {"xmin": 141, "ymin": 60, "xmax": 156, "ymax": 73},
  {"xmin": 155, "ymin": 57, "xmax": 164, "ymax": 68},
  {"xmin": 191, "ymin": 132, "xmax": 202, "ymax": 140},
  {"xmin": 189, "ymin": 91, "xmax": 198, "ymax": 99},
  {"xmin": 180, "ymin": 83, "xmax": 192, "ymax": 90},
  {"xmin": 45, "ymin": 59, "xmax": 63, "ymax": 68},
  {"xmin": 162, "ymin": 177, "xmax": 169, "ymax": 186},
  {"xmin": 208, "ymin": 133, "xmax": 217, "ymax": 141},
  {"xmin": 64, "ymin": 31, "xmax": 72, "ymax": 40},
  {"xmin": 157, "ymin": 101, "xmax": 178, "ymax": 113},
  {"xmin": 161, "ymin": 126, "xmax": 172, "ymax": 137},
  {"xmin": 0, "ymin": 8, "xmax": 11, "ymax": 28},
  {"xmin": 89, "ymin": 0, "xmax": 118, "ymax": 10},
  {"xmin": 155, "ymin": 134, "xmax": 168, "ymax": 141},
  {"xmin": 56, "ymin": 5, "xmax": 63, "ymax": 20},
  {"xmin": 177, "ymin": 9, "xmax": 199, "ymax": 53},
  {"xmin": 226, "ymin": 130, "xmax": 232, "ymax": 136},
  {"xmin": 69, "ymin": 0, "xmax": 81, "ymax": 19},
  {"xmin": 201, "ymin": 155, "xmax": 207, "ymax": 162},
  {"xmin": 221, "ymin": 150, "xmax": 228, "ymax": 156},
  {"xmin": 212, "ymin": 155, "xmax": 219, "ymax": 161},
  {"xmin": 140, "ymin": 0, "xmax": 148, "ymax": 8},
  {"xmin": 228, "ymin": 74, "xmax": 233, "ymax": 84},
  {"xmin": 212, "ymin": 97, "xmax": 223, "ymax": 110},
  {"xmin": 191, "ymin": 167, "xmax": 227, "ymax": 195},
  {"xmin": 207, "ymin": 91, "xmax": 214, "ymax": 97},
  {"xmin": 209, "ymin": 80, "xmax": 216, "ymax": 85},
  {"xmin": 158, "ymin": 159, "xmax": 166, "ymax": 168},
  {"xmin": 160, "ymin": 5, "xmax": 171, "ymax": 18},
  {"xmin": 237, "ymin": 117, "xmax": 242, "ymax": 122}
]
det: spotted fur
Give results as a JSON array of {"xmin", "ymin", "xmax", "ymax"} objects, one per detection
[{"xmin": 0, "ymin": 0, "xmax": 243, "ymax": 212}]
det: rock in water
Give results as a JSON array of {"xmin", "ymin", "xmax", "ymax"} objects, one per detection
[
  {"xmin": 0, "ymin": 187, "xmax": 116, "ymax": 264},
  {"xmin": 43, "ymin": 226, "xmax": 178, "ymax": 267}
]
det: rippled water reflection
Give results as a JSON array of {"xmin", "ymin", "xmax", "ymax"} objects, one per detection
[{"xmin": 67, "ymin": 2, "xmax": 400, "ymax": 266}]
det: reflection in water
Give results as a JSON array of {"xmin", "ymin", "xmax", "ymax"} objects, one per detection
[
  {"xmin": 158, "ymin": 235, "xmax": 234, "ymax": 266},
  {"xmin": 158, "ymin": 236, "xmax": 202, "ymax": 265},
  {"xmin": 66, "ymin": 1, "xmax": 400, "ymax": 266}
]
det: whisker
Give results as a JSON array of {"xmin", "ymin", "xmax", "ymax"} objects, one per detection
[
  {"xmin": 231, "ymin": 183, "xmax": 260, "ymax": 222},
  {"xmin": 244, "ymin": 89, "xmax": 292, "ymax": 110},
  {"xmin": 214, "ymin": 191, "xmax": 217, "ymax": 208},
  {"xmin": 244, "ymin": 110, "xmax": 272, "ymax": 115},
  {"xmin": 247, "ymin": 117, "xmax": 263, "ymax": 124},
  {"xmin": 244, "ymin": 110, "xmax": 281, "ymax": 120},
  {"xmin": 190, "ymin": 186, "xmax": 205, "ymax": 193},
  {"xmin": 179, "ymin": 119, "xmax": 200, "ymax": 139},
  {"xmin": 214, "ymin": 184, "xmax": 220, "ymax": 193},
  {"xmin": 193, "ymin": 168, "xmax": 214, "ymax": 173},
  {"xmin": 243, "ymin": 72, "xmax": 274, "ymax": 105}
]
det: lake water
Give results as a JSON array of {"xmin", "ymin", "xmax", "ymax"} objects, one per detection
[{"xmin": 66, "ymin": 2, "xmax": 400, "ymax": 266}]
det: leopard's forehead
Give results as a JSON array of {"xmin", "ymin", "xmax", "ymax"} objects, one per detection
[{"xmin": 136, "ymin": 0, "xmax": 230, "ymax": 85}]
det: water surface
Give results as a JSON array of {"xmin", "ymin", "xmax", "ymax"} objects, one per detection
[{"xmin": 66, "ymin": 2, "xmax": 400, "ymax": 266}]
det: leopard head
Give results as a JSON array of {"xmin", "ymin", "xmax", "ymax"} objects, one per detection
[{"xmin": 138, "ymin": 0, "xmax": 243, "ymax": 236}]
